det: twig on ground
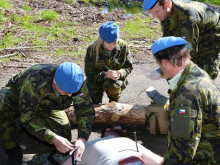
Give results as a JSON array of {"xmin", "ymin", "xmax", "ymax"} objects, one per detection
[
  {"xmin": 20, "ymin": 51, "xmax": 27, "ymax": 58},
  {"xmin": 0, "ymin": 52, "xmax": 18, "ymax": 58}
]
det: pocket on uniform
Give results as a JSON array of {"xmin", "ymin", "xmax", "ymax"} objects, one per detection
[{"xmin": 171, "ymin": 107, "xmax": 195, "ymax": 139}]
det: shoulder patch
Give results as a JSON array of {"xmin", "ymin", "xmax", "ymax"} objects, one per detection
[
  {"xmin": 79, "ymin": 93, "xmax": 84, "ymax": 98},
  {"xmin": 178, "ymin": 109, "xmax": 186, "ymax": 114}
]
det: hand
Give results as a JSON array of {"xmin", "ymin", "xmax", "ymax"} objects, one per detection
[
  {"xmin": 105, "ymin": 70, "xmax": 120, "ymax": 81},
  {"xmin": 146, "ymin": 68, "xmax": 163, "ymax": 80},
  {"xmin": 70, "ymin": 138, "xmax": 86, "ymax": 161},
  {"xmin": 52, "ymin": 135, "xmax": 74, "ymax": 153}
]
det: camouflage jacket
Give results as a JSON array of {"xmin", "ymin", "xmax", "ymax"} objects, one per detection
[
  {"xmin": 163, "ymin": 61, "xmax": 220, "ymax": 164},
  {"xmin": 84, "ymin": 39, "xmax": 133, "ymax": 83},
  {"xmin": 6, "ymin": 64, "xmax": 95, "ymax": 143},
  {"xmin": 161, "ymin": 0, "xmax": 220, "ymax": 60}
]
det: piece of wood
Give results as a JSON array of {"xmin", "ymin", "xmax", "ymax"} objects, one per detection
[{"xmin": 65, "ymin": 102, "xmax": 148, "ymax": 125}]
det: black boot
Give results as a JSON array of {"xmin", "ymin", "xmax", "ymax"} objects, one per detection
[{"xmin": 5, "ymin": 145, "xmax": 23, "ymax": 165}]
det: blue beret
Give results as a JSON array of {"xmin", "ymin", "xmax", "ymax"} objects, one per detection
[
  {"xmin": 151, "ymin": 36, "xmax": 187, "ymax": 55},
  {"xmin": 99, "ymin": 21, "xmax": 119, "ymax": 43},
  {"xmin": 143, "ymin": 0, "xmax": 158, "ymax": 11},
  {"xmin": 55, "ymin": 62, "xmax": 84, "ymax": 93}
]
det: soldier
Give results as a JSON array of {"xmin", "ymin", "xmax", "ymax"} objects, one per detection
[
  {"xmin": 84, "ymin": 21, "xmax": 133, "ymax": 104},
  {"xmin": 0, "ymin": 62, "xmax": 95, "ymax": 165},
  {"xmin": 143, "ymin": 0, "xmax": 220, "ymax": 80},
  {"xmin": 150, "ymin": 36, "xmax": 220, "ymax": 164}
]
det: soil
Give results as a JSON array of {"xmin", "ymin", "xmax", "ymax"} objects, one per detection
[{"xmin": 0, "ymin": 1, "xmax": 220, "ymax": 164}]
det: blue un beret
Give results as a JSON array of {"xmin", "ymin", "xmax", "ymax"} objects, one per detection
[
  {"xmin": 151, "ymin": 36, "xmax": 187, "ymax": 55},
  {"xmin": 99, "ymin": 21, "xmax": 119, "ymax": 43},
  {"xmin": 55, "ymin": 62, "xmax": 84, "ymax": 93},
  {"xmin": 143, "ymin": 0, "xmax": 158, "ymax": 11}
]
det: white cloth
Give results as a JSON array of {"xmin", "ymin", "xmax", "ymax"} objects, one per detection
[
  {"xmin": 80, "ymin": 136, "xmax": 150, "ymax": 165},
  {"xmin": 146, "ymin": 68, "xmax": 163, "ymax": 80}
]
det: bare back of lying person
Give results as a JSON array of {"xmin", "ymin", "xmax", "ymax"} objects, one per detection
[{"xmin": 62, "ymin": 126, "xmax": 163, "ymax": 165}]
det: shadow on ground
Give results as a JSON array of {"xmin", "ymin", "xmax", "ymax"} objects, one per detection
[{"xmin": 0, "ymin": 123, "xmax": 167, "ymax": 165}]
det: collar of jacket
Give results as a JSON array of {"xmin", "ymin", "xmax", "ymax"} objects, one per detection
[{"xmin": 168, "ymin": 60, "xmax": 195, "ymax": 96}]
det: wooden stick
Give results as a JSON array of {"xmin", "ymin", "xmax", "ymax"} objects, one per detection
[
  {"xmin": 134, "ymin": 132, "xmax": 139, "ymax": 152},
  {"xmin": 0, "ymin": 52, "xmax": 18, "ymax": 58}
]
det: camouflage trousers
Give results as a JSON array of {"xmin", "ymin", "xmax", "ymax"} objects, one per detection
[
  {"xmin": 85, "ymin": 78, "xmax": 128, "ymax": 104},
  {"xmin": 0, "ymin": 87, "xmax": 71, "ymax": 150}
]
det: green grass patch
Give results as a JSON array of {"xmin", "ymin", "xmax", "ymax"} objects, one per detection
[
  {"xmin": 0, "ymin": 0, "xmax": 13, "ymax": 9},
  {"xmin": 0, "ymin": 53, "xmax": 25, "ymax": 62},
  {"xmin": 120, "ymin": 16, "xmax": 160, "ymax": 41},
  {"xmin": 56, "ymin": 48, "xmax": 73, "ymax": 56},
  {"xmin": 0, "ymin": 32, "xmax": 22, "ymax": 49},
  {"xmin": 0, "ymin": 10, "xmax": 5, "ymax": 22},
  {"xmin": 49, "ymin": 22, "xmax": 77, "ymax": 42},
  {"xmin": 23, "ymin": 5, "xmax": 32, "ymax": 12},
  {"xmin": 195, "ymin": 0, "xmax": 220, "ymax": 5},
  {"xmin": 39, "ymin": 10, "xmax": 59, "ymax": 21},
  {"xmin": 10, "ymin": 13, "xmax": 78, "ymax": 43},
  {"xmin": 72, "ymin": 45, "xmax": 87, "ymax": 57}
]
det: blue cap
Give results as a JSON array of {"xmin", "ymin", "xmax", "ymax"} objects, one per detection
[
  {"xmin": 143, "ymin": 0, "xmax": 158, "ymax": 11},
  {"xmin": 151, "ymin": 36, "xmax": 187, "ymax": 55},
  {"xmin": 99, "ymin": 21, "xmax": 119, "ymax": 43},
  {"xmin": 55, "ymin": 62, "xmax": 84, "ymax": 93}
]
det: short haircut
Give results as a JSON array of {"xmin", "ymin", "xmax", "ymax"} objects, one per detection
[
  {"xmin": 154, "ymin": 45, "xmax": 190, "ymax": 67},
  {"xmin": 158, "ymin": 0, "xmax": 171, "ymax": 8}
]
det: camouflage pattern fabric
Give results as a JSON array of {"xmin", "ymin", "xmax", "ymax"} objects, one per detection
[
  {"xmin": 163, "ymin": 61, "xmax": 220, "ymax": 164},
  {"xmin": 84, "ymin": 39, "xmax": 133, "ymax": 104},
  {"xmin": 0, "ymin": 64, "xmax": 95, "ymax": 150},
  {"xmin": 161, "ymin": 0, "xmax": 220, "ymax": 79}
]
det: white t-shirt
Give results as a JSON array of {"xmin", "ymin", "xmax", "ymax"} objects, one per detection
[{"xmin": 80, "ymin": 136, "xmax": 149, "ymax": 165}]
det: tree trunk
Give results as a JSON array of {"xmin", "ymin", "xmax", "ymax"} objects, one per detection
[{"xmin": 66, "ymin": 102, "xmax": 147, "ymax": 125}]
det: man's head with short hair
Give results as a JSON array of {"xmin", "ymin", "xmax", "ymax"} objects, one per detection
[
  {"xmin": 151, "ymin": 36, "xmax": 190, "ymax": 67},
  {"xmin": 143, "ymin": 0, "xmax": 172, "ymax": 21},
  {"xmin": 143, "ymin": 0, "xmax": 171, "ymax": 10},
  {"xmin": 151, "ymin": 36, "xmax": 191, "ymax": 79}
]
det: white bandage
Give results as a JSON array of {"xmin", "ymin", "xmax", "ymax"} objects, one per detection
[{"xmin": 146, "ymin": 68, "xmax": 163, "ymax": 80}]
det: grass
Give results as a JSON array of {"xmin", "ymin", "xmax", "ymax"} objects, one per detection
[
  {"xmin": 39, "ymin": 10, "xmax": 59, "ymax": 21},
  {"xmin": 23, "ymin": 5, "xmax": 32, "ymax": 12},
  {"xmin": 0, "ymin": 0, "xmax": 13, "ymax": 8},
  {"xmin": 1, "ymin": 12, "xmax": 78, "ymax": 47},
  {"xmin": 196, "ymin": 0, "xmax": 220, "ymax": 5},
  {"xmin": 120, "ymin": 16, "xmax": 161, "ymax": 41},
  {"xmin": 0, "ymin": 10, "xmax": 5, "ymax": 23},
  {"xmin": 0, "ymin": 0, "xmax": 218, "ymax": 62},
  {"xmin": 0, "ymin": 33, "xmax": 22, "ymax": 49}
]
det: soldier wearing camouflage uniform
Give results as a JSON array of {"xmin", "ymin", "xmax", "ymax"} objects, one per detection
[
  {"xmin": 143, "ymin": 0, "xmax": 220, "ymax": 80},
  {"xmin": 149, "ymin": 36, "xmax": 220, "ymax": 164},
  {"xmin": 0, "ymin": 62, "xmax": 95, "ymax": 165},
  {"xmin": 84, "ymin": 21, "xmax": 133, "ymax": 104}
]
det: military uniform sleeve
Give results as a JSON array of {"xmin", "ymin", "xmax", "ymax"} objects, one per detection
[
  {"xmin": 72, "ymin": 83, "xmax": 95, "ymax": 140},
  {"xmin": 118, "ymin": 44, "xmax": 133, "ymax": 79},
  {"xmin": 84, "ymin": 46, "xmax": 106, "ymax": 82},
  {"xmin": 162, "ymin": 6, "xmax": 199, "ymax": 59},
  {"xmin": 19, "ymin": 80, "xmax": 57, "ymax": 144},
  {"xmin": 163, "ymin": 91, "xmax": 202, "ymax": 164}
]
